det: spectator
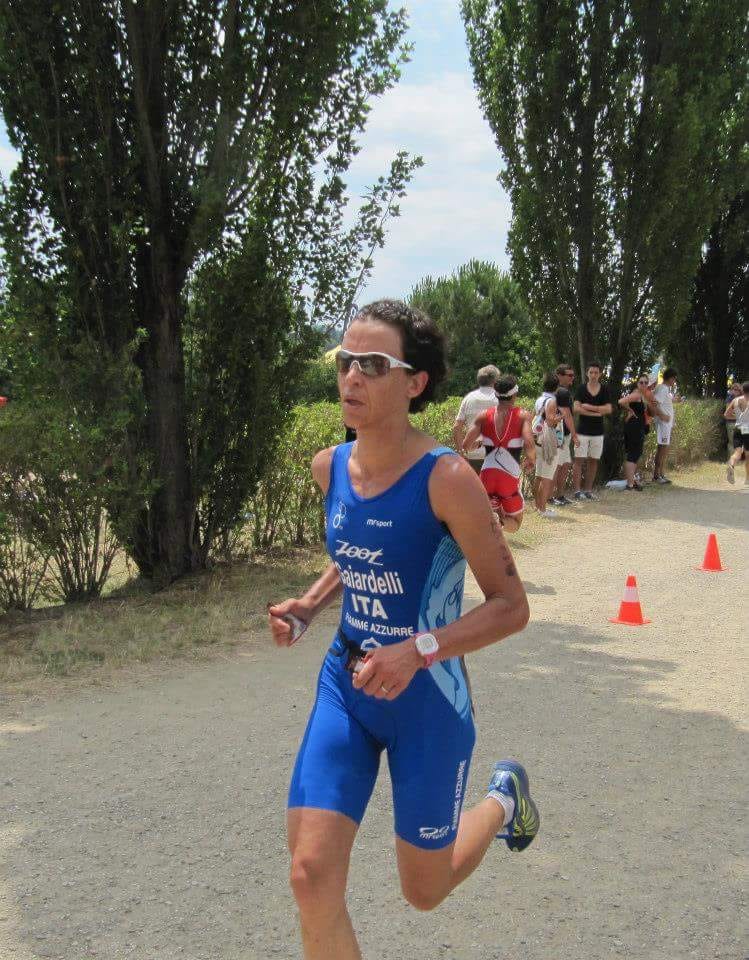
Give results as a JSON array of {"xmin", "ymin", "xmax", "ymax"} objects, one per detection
[
  {"xmin": 724, "ymin": 381, "xmax": 749, "ymax": 485},
  {"xmin": 550, "ymin": 363, "xmax": 578, "ymax": 506},
  {"xmin": 572, "ymin": 361, "xmax": 612, "ymax": 500},
  {"xmin": 650, "ymin": 367, "xmax": 679, "ymax": 484},
  {"xmin": 533, "ymin": 373, "xmax": 563, "ymax": 518},
  {"xmin": 618, "ymin": 375, "xmax": 658, "ymax": 490},
  {"xmin": 452, "ymin": 365, "xmax": 501, "ymax": 474}
]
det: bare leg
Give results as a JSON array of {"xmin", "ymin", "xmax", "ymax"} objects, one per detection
[
  {"xmin": 583, "ymin": 457, "xmax": 599, "ymax": 491},
  {"xmin": 396, "ymin": 797, "xmax": 506, "ymax": 911},
  {"xmin": 624, "ymin": 461, "xmax": 636, "ymax": 486},
  {"xmin": 288, "ymin": 808, "xmax": 361, "ymax": 960},
  {"xmin": 533, "ymin": 475, "xmax": 543, "ymax": 511},
  {"xmin": 554, "ymin": 461, "xmax": 571, "ymax": 497},
  {"xmin": 496, "ymin": 507, "xmax": 522, "ymax": 533},
  {"xmin": 653, "ymin": 444, "xmax": 669, "ymax": 479},
  {"xmin": 572, "ymin": 457, "xmax": 585, "ymax": 493},
  {"xmin": 534, "ymin": 476, "xmax": 553, "ymax": 512}
]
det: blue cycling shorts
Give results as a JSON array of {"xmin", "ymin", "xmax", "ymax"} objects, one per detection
[{"xmin": 288, "ymin": 636, "xmax": 476, "ymax": 849}]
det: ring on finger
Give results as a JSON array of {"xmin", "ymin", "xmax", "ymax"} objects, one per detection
[{"xmin": 380, "ymin": 684, "xmax": 391, "ymax": 693}]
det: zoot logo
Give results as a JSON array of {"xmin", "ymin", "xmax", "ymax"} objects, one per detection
[{"xmin": 334, "ymin": 540, "xmax": 384, "ymax": 567}]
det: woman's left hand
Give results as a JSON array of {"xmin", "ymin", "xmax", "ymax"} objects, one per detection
[{"xmin": 351, "ymin": 638, "xmax": 423, "ymax": 700}]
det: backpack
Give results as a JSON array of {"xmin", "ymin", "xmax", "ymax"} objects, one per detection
[{"xmin": 532, "ymin": 395, "xmax": 564, "ymax": 456}]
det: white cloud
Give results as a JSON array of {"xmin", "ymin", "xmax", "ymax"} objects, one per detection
[{"xmin": 345, "ymin": 70, "xmax": 512, "ymax": 300}]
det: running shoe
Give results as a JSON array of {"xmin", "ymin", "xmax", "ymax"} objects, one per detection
[
  {"xmin": 557, "ymin": 495, "xmax": 574, "ymax": 505},
  {"xmin": 548, "ymin": 497, "xmax": 563, "ymax": 506},
  {"xmin": 573, "ymin": 490, "xmax": 586, "ymax": 502},
  {"xmin": 537, "ymin": 508, "xmax": 557, "ymax": 518},
  {"xmin": 583, "ymin": 490, "xmax": 599, "ymax": 500},
  {"xmin": 726, "ymin": 463, "xmax": 735, "ymax": 484},
  {"xmin": 488, "ymin": 760, "xmax": 540, "ymax": 853},
  {"xmin": 655, "ymin": 476, "xmax": 672, "ymax": 485}
]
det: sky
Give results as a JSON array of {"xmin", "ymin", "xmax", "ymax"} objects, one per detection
[{"xmin": 0, "ymin": 1, "xmax": 512, "ymax": 302}]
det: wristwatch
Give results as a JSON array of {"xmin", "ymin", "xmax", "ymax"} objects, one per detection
[{"xmin": 414, "ymin": 632, "xmax": 440, "ymax": 669}]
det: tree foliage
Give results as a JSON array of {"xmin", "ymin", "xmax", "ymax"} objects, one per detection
[
  {"xmin": 668, "ymin": 191, "xmax": 749, "ymax": 397},
  {"xmin": 409, "ymin": 259, "xmax": 548, "ymax": 396},
  {"xmin": 0, "ymin": 1, "xmax": 421, "ymax": 586},
  {"xmin": 462, "ymin": 0, "xmax": 748, "ymax": 393}
]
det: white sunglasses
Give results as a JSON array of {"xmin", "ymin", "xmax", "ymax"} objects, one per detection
[{"xmin": 336, "ymin": 349, "xmax": 414, "ymax": 378}]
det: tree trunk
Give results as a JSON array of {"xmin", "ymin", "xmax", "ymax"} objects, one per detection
[
  {"xmin": 706, "ymin": 232, "xmax": 732, "ymax": 399},
  {"xmin": 600, "ymin": 347, "xmax": 628, "ymax": 482},
  {"xmin": 133, "ymin": 237, "xmax": 199, "ymax": 587}
]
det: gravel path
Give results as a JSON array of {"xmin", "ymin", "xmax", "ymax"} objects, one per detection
[{"xmin": 1, "ymin": 475, "xmax": 747, "ymax": 960}]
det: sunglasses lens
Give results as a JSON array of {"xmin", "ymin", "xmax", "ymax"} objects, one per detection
[
  {"xmin": 336, "ymin": 352, "xmax": 389, "ymax": 377},
  {"xmin": 363, "ymin": 355, "xmax": 389, "ymax": 376}
]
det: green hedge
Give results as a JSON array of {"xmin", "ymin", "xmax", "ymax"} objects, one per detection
[
  {"xmin": 0, "ymin": 394, "xmax": 725, "ymax": 611},
  {"xmin": 241, "ymin": 395, "xmax": 722, "ymax": 551},
  {"xmin": 641, "ymin": 398, "xmax": 723, "ymax": 471}
]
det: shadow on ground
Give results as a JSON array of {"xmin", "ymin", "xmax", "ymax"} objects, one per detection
[{"xmin": 1, "ymin": 615, "xmax": 745, "ymax": 960}]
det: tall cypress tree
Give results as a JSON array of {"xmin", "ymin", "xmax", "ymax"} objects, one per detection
[{"xmin": 462, "ymin": 0, "xmax": 748, "ymax": 392}]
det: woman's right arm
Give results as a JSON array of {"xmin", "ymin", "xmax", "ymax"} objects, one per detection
[
  {"xmin": 619, "ymin": 391, "xmax": 637, "ymax": 418},
  {"xmin": 268, "ymin": 447, "xmax": 343, "ymax": 646}
]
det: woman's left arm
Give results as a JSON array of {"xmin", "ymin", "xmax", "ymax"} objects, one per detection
[{"xmin": 426, "ymin": 454, "xmax": 530, "ymax": 657}]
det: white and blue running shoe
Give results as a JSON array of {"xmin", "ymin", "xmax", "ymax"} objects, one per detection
[{"xmin": 488, "ymin": 759, "xmax": 540, "ymax": 853}]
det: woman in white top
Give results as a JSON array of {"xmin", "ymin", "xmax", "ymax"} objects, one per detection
[{"xmin": 725, "ymin": 381, "xmax": 749, "ymax": 484}]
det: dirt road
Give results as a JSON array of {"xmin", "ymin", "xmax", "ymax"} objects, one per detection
[{"xmin": 1, "ymin": 474, "xmax": 747, "ymax": 960}]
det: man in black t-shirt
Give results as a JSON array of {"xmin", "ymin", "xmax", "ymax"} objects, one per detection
[
  {"xmin": 572, "ymin": 360, "xmax": 612, "ymax": 500},
  {"xmin": 550, "ymin": 363, "xmax": 578, "ymax": 506}
]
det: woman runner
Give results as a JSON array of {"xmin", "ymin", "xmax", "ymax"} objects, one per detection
[
  {"xmin": 269, "ymin": 300, "xmax": 539, "ymax": 959},
  {"xmin": 462, "ymin": 373, "xmax": 535, "ymax": 532}
]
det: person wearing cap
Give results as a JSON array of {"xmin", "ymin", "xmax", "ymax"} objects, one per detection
[
  {"xmin": 462, "ymin": 374, "xmax": 535, "ymax": 532},
  {"xmin": 452, "ymin": 365, "xmax": 502, "ymax": 474}
]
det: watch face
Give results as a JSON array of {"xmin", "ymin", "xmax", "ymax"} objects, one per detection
[{"xmin": 416, "ymin": 633, "xmax": 439, "ymax": 656}]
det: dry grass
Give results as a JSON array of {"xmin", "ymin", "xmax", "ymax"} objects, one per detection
[{"xmin": 0, "ymin": 547, "xmax": 328, "ymax": 690}]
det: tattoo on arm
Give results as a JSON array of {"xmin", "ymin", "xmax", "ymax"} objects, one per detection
[{"xmin": 500, "ymin": 548, "xmax": 517, "ymax": 577}]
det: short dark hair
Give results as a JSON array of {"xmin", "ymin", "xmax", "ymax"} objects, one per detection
[
  {"xmin": 495, "ymin": 374, "xmax": 518, "ymax": 398},
  {"xmin": 543, "ymin": 372, "xmax": 559, "ymax": 393},
  {"xmin": 555, "ymin": 363, "xmax": 574, "ymax": 376},
  {"xmin": 353, "ymin": 300, "xmax": 446, "ymax": 412},
  {"xmin": 742, "ymin": 381, "xmax": 749, "ymax": 394},
  {"xmin": 662, "ymin": 367, "xmax": 677, "ymax": 381},
  {"xmin": 587, "ymin": 360, "xmax": 602, "ymax": 371}
]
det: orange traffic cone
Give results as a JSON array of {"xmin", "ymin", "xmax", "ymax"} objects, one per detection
[
  {"xmin": 609, "ymin": 574, "xmax": 651, "ymax": 626},
  {"xmin": 696, "ymin": 532, "xmax": 726, "ymax": 572}
]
